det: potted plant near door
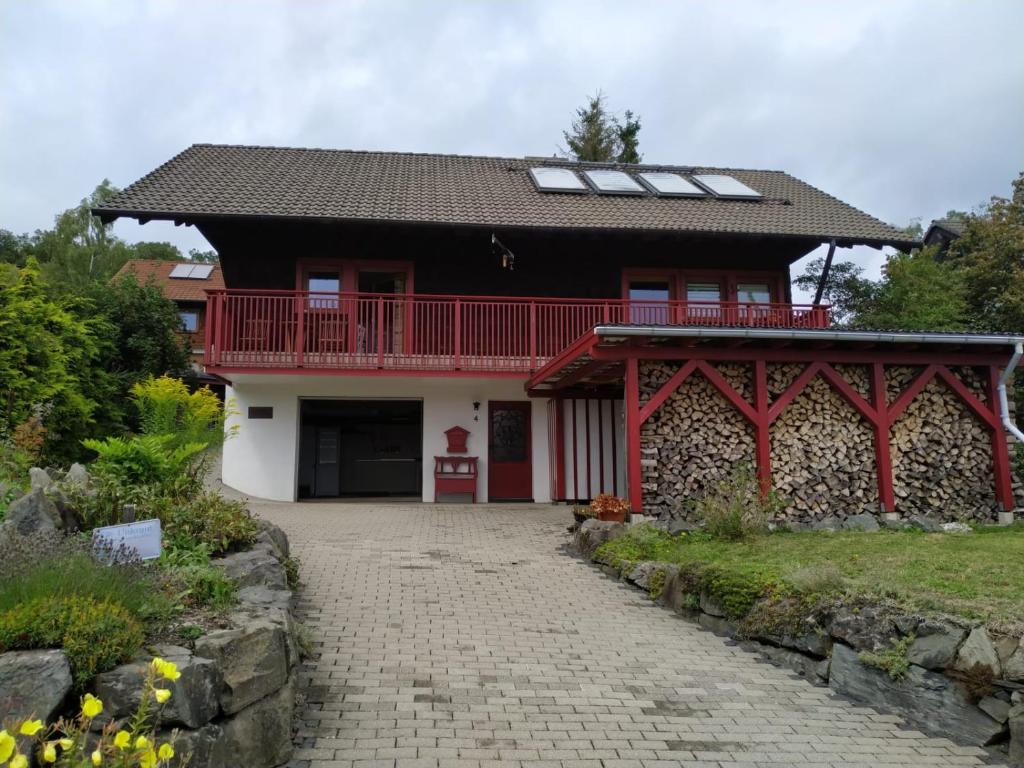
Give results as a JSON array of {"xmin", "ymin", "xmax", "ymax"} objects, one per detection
[{"xmin": 591, "ymin": 493, "xmax": 630, "ymax": 524}]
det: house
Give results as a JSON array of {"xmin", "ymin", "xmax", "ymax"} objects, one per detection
[
  {"xmin": 923, "ymin": 217, "xmax": 967, "ymax": 255},
  {"xmin": 94, "ymin": 145, "xmax": 1024, "ymax": 520},
  {"xmin": 113, "ymin": 258, "xmax": 225, "ymax": 371}
]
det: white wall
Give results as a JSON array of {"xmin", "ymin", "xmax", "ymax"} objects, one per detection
[
  {"xmin": 222, "ymin": 374, "xmax": 550, "ymax": 503},
  {"xmin": 560, "ymin": 398, "xmax": 626, "ymax": 500}
]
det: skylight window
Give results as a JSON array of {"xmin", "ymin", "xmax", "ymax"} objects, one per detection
[
  {"xmin": 528, "ymin": 167, "xmax": 586, "ymax": 193},
  {"xmin": 169, "ymin": 263, "xmax": 215, "ymax": 279},
  {"xmin": 637, "ymin": 172, "xmax": 707, "ymax": 197},
  {"xmin": 691, "ymin": 174, "xmax": 762, "ymax": 199},
  {"xmin": 582, "ymin": 169, "xmax": 645, "ymax": 195}
]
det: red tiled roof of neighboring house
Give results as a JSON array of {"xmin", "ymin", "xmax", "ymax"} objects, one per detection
[
  {"xmin": 94, "ymin": 144, "xmax": 917, "ymax": 249},
  {"xmin": 112, "ymin": 259, "xmax": 224, "ymax": 302}
]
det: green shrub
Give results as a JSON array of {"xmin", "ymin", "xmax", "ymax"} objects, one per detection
[
  {"xmin": 159, "ymin": 542, "xmax": 237, "ymax": 611},
  {"xmin": 162, "ymin": 492, "xmax": 259, "ymax": 555},
  {"xmin": 131, "ymin": 374, "xmax": 236, "ymax": 450},
  {"xmin": 691, "ymin": 463, "xmax": 783, "ymax": 540},
  {"xmin": 0, "ymin": 531, "xmax": 176, "ymax": 622},
  {"xmin": 82, "ymin": 434, "xmax": 206, "ymax": 494},
  {"xmin": 282, "ymin": 555, "xmax": 302, "ymax": 589},
  {"xmin": 859, "ymin": 635, "xmax": 914, "ymax": 680},
  {"xmin": 0, "ymin": 596, "xmax": 145, "ymax": 687},
  {"xmin": 784, "ymin": 563, "xmax": 847, "ymax": 595}
]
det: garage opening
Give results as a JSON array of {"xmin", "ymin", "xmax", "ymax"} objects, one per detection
[{"xmin": 297, "ymin": 399, "xmax": 423, "ymax": 499}]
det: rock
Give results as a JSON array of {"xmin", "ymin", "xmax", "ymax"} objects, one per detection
[
  {"xmin": 573, "ymin": 519, "xmax": 625, "ymax": 555},
  {"xmin": 660, "ymin": 570, "xmax": 698, "ymax": 615},
  {"xmin": 954, "ymin": 627, "xmax": 1002, "ymax": 677},
  {"xmin": 157, "ymin": 723, "xmax": 224, "ymax": 768},
  {"xmin": 830, "ymin": 603, "xmax": 901, "ymax": 652},
  {"xmin": 64, "ymin": 462, "xmax": 90, "ymax": 489},
  {"xmin": 92, "ymin": 646, "xmax": 222, "ymax": 730},
  {"xmin": 941, "ymin": 522, "xmax": 972, "ymax": 534},
  {"xmin": 1005, "ymin": 641, "xmax": 1024, "ymax": 682},
  {"xmin": 1009, "ymin": 704, "xmax": 1024, "ymax": 765},
  {"xmin": 829, "ymin": 643, "xmax": 1004, "ymax": 746},
  {"xmin": 978, "ymin": 695, "xmax": 1011, "ymax": 723},
  {"xmin": 0, "ymin": 650, "xmax": 73, "ymax": 723},
  {"xmin": 908, "ymin": 620, "xmax": 968, "ymax": 670},
  {"xmin": 626, "ymin": 561, "xmax": 662, "ymax": 591},
  {"xmin": 842, "ymin": 513, "xmax": 880, "ymax": 532},
  {"xmin": 908, "ymin": 514, "xmax": 943, "ymax": 533},
  {"xmin": 194, "ymin": 620, "xmax": 289, "ymax": 715},
  {"xmin": 994, "ymin": 634, "xmax": 1020, "ymax": 671},
  {"xmin": 209, "ymin": 672, "xmax": 295, "ymax": 768},
  {"xmin": 29, "ymin": 466, "xmax": 54, "ymax": 491},
  {"xmin": 697, "ymin": 612, "xmax": 734, "ymax": 636},
  {"xmin": 255, "ymin": 519, "xmax": 289, "ymax": 558},
  {"xmin": 652, "ymin": 517, "xmax": 697, "ymax": 535},
  {"xmin": 236, "ymin": 585, "xmax": 292, "ymax": 609},
  {"xmin": 213, "ymin": 548, "xmax": 288, "ymax": 591},
  {"xmin": 742, "ymin": 642, "xmax": 827, "ymax": 683},
  {"xmin": 811, "ymin": 516, "xmax": 842, "ymax": 532},
  {"xmin": 230, "ymin": 604, "xmax": 300, "ymax": 670},
  {"xmin": 699, "ymin": 591, "xmax": 727, "ymax": 618},
  {"xmin": 1, "ymin": 488, "xmax": 61, "ymax": 535}
]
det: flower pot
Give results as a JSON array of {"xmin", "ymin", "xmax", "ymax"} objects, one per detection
[{"xmin": 597, "ymin": 509, "xmax": 626, "ymax": 524}]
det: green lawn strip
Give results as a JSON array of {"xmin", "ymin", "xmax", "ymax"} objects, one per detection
[{"xmin": 594, "ymin": 523, "xmax": 1024, "ymax": 628}]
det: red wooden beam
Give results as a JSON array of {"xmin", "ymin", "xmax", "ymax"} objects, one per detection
[
  {"xmin": 818, "ymin": 364, "xmax": 880, "ymax": 425},
  {"xmin": 987, "ymin": 366, "xmax": 1015, "ymax": 511},
  {"xmin": 694, "ymin": 361, "xmax": 758, "ymax": 422},
  {"xmin": 589, "ymin": 346, "xmax": 1009, "ymax": 367},
  {"xmin": 767, "ymin": 362, "xmax": 824, "ymax": 422},
  {"xmin": 934, "ymin": 366, "xmax": 999, "ymax": 429},
  {"xmin": 552, "ymin": 359, "xmax": 608, "ymax": 390},
  {"xmin": 638, "ymin": 360, "xmax": 699, "ymax": 424},
  {"xmin": 625, "ymin": 358, "xmax": 643, "ymax": 515},
  {"xmin": 871, "ymin": 362, "xmax": 896, "ymax": 514},
  {"xmin": 888, "ymin": 365, "xmax": 939, "ymax": 420},
  {"xmin": 752, "ymin": 360, "xmax": 772, "ymax": 498}
]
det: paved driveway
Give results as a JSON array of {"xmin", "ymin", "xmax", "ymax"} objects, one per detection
[{"xmin": 251, "ymin": 501, "xmax": 1001, "ymax": 768}]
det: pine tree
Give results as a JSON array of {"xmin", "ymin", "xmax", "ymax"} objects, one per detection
[{"xmin": 562, "ymin": 92, "xmax": 642, "ymax": 163}]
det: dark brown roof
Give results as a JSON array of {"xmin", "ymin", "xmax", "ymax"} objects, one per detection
[
  {"xmin": 112, "ymin": 259, "xmax": 224, "ymax": 302},
  {"xmin": 95, "ymin": 144, "xmax": 916, "ymax": 248}
]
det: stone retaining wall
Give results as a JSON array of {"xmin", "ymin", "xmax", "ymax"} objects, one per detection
[
  {"xmin": 639, "ymin": 361, "xmax": 1023, "ymax": 522},
  {"xmin": 570, "ymin": 520, "xmax": 1024, "ymax": 764},
  {"xmin": 0, "ymin": 519, "xmax": 301, "ymax": 768}
]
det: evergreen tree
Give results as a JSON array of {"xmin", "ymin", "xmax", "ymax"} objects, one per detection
[{"xmin": 562, "ymin": 91, "xmax": 642, "ymax": 163}]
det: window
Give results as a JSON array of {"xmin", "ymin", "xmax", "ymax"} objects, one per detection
[
  {"xmin": 737, "ymin": 283, "xmax": 772, "ymax": 304},
  {"xmin": 179, "ymin": 311, "xmax": 199, "ymax": 332},
  {"xmin": 527, "ymin": 167, "xmax": 587, "ymax": 193},
  {"xmin": 307, "ymin": 272, "xmax": 341, "ymax": 309},
  {"xmin": 628, "ymin": 279, "xmax": 672, "ymax": 324},
  {"xmin": 685, "ymin": 282, "xmax": 721, "ymax": 303}
]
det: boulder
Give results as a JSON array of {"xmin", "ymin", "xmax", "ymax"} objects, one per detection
[
  {"xmin": 230, "ymin": 604, "xmax": 300, "ymax": 670},
  {"xmin": 573, "ymin": 519, "xmax": 624, "ymax": 555},
  {"xmin": 842, "ymin": 513, "xmax": 880, "ymax": 532},
  {"xmin": 941, "ymin": 522, "xmax": 972, "ymax": 534},
  {"xmin": 64, "ymin": 462, "xmax": 90, "ymax": 489},
  {"xmin": 208, "ymin": 673, "xmax": 295, "ymax": 768},
  {"xmin": 742, "ymin": 642, "xmax": 828, "ymax": 683},
  {"xmin": 908, "ymin": 514, "xmax": 943, "ymax": 533},
  {"xmin": 254, "ymin": 519, "xmax": 289, "ymax": 559},
  {"xmin": 978, "ymin": 695, "xmax": 1012, "ymax": 723},
  {"xmin": 91, "ymin": 646, "xmax": 221, "ymax": 730},
  {"xmin": 660, "ymin": 570, "xmax": 698, "ymax": 615},
  {"xmin": 626, "ymin": 561, "xmax": 662, "ymax": 591},
  {"xmin": 157, "ymin": 723, "xmax": 224, "ymax": 768},
  {"xmin": 953, "ymin": 626, "xmax": 1002, "ymax": 677},
  {"xmin": 213, "ymin": 548, "xmax": 288, "ymax": 591},
  {"xmin": 699, "ymin": 591, "xmax": 727, "ymax": 618},
  {"xmin": 697, "ymin": 612, "xmax": 734, "ymax": 636},
  {"xmin": 652, "ymin": 517, "xmax": 697, "ymax": 536},
  {"xmin": 829, "ymin": 643, "xmax": 1004, "ymax": 746},
  {"xmin": 0, "ymin": 650, "xmax": 72, "ymax": 723},
  {"xmin": 194, "ymin": 620, "xmax": 289, "ymax": 715},
  {"xmin": 811, "ymin": 516, "xmax": 842, "ymax": 531},
  {"xmin": 830, "ymin": 603, "xmax": 901, "ymax": 652},
  {"xmin": 1, "ymin": 488, "xmax": 61, "ymax": 536},
  {"xmin": 29, "ymin": 467, "xmax": 54, "ymax": 491},
  {"xmin": 1009, "ymin": 704, "xmax": 1024, "ymax": 765},
  {"xmin": 236, "ymin": 585, "xmax": 292, "ymax": 609},
  {"xmin": 908, "ymin": 620, "xmax": 968, "ymax": 671},
  {"xmin": 1004, "ymin": 641, "xmax": 1024, "ymax": 683}
]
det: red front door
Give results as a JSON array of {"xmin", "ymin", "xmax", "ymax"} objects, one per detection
[{"xmin": 488, "ymin": 401, "xmax": 532, "ymax": 501}]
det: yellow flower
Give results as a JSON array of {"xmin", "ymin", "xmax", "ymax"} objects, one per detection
[
  {"xmin": 154, "ymin": 688, "xmax": 172, "ymax": 704},
  {"xmin": 91, "ymin": 748, "xmax": 103, "ymax": 766},
  {"xmin": 11, "ymin": 753, "xmax": 29, "ymax": 768},
  {"xmin": 151, "ymin": 658, "xmax": 181, "ymax": 682},
  {"xmin": 19, "ymin": 720, "xmax": 44, "ymax": 736},
  {"xmin": 114, "ymin": 730, "xmax": 131, "ymax": 749},
  {"xmin": 43, "ymin": 742, "xmax": 58, "ymax": 763},
  {"xmin": 135, "ymin": 735, "xmax": 150, "ymax": 750},
  {"xmin": 138, "ymin": 748, "xmax": 157, "ymax": 768},
  {"xmin": 0, "ymin": 729, "xmax": 15, "ymax": 762},
  {"xmin": 82, "ymin": 693, "xmax": 104, "ymax": 719},
  {"xmin": 59, "ymin": 738, "xmax": 74, "ymax": 750},
  {"xmin": 158, "ymin": 743, "xmax": 175, "ymax": 760}
]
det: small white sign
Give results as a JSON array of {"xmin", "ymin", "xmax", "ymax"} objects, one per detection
[{"xmin": 93, "ymin": 519, "xmax": 162, "ymax": 561}]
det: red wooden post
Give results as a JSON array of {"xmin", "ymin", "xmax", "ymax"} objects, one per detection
[
  {"xmin": 871, "ymin": 362, "xmax": 897, "ymax": 514},
  {"xmin": 553, "ymin": 398, "xmax": 566, "ymax": 501},
  {"xmin": 295, "ymin": 293, "xmax": 304, "ymax": 369},
  {"xmin": 529, "ymin": 301, "xmax": 537, "ymax": 371},
  {"xmin": 987, "ymin": 365, "xmax": 1015, "ymax": 511},
  {"xmin": 570, "ymin": 398, "xmax": 579, "ymax": 500},
  {"xmin": 453, "ymin": 298, "xmax": 462, "ymax": 370},
  {"xmin": 752, "ymin": 360, "xmax": 772, "ymax": 498},
  {"xmin": 376, "ymin": 297, "xmax": 385, "ymax": 368},
  {"xmin": 625, "ymin": 357, "xmax": 643, "ymax": 515}
]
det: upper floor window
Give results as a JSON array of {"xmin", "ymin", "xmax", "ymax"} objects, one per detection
[
  {"xmin": 179, "ymin": 311, "xmax": 199, "ymax": 332},
  {"xmin": 737, "ymin": 282, "xmax": 771, "ymax": 304}
]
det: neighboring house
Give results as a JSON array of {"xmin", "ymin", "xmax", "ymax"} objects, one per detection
[
  {"xmin": 923, "ymin": 217, "xmax": 967, "ymax": 254},
  {"xmin": 94, "ymin": 145, "xmax": 1024, "ymax": 519},
  {"xmin": 113, "ymin": 258, "xmax": 225, "ymax": 380}
]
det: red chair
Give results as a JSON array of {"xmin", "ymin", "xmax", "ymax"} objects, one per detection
[{"xmin": 434, "ymin": 456, "xmax": 478, "ymax": 502}]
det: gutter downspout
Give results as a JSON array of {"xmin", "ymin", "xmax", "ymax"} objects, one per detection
[{"xmin": 997, "ymin": 342, "xmax": 1023, "ymax": 524}]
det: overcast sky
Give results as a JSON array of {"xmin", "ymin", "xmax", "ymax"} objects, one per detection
[{"xmin": 2, "ymin": 0, "xmax": 1022, "ymax": 292}]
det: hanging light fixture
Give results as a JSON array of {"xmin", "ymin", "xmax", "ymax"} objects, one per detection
[{"xmin": 491, "ymin": 233, "xmax": 515, "ymax": 271}]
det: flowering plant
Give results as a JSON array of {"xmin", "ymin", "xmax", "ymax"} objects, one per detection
[
  {"xmin": 0, "ymin": 657, "xmax": 186, "ymax": 767},
  {"xmin": 590, "ymin": 494, "xmax": 630, "ymax": 522}
]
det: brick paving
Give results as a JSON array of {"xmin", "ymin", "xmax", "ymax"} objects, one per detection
[{"xmin": 251, "ymin": 501, "xmax": 1005, "ymax": 768}]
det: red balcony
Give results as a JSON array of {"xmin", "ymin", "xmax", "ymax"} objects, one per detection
[{"xmin": 204, "ymin": 290, "xmax": 831, "ymax": 375}]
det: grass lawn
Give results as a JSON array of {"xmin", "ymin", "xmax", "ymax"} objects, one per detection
[{"xmin": 598, "ymin": 523, "xmax": 1024, "ymax": 629}]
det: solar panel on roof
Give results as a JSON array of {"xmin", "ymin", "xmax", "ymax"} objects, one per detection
[
  {"xmin": 692, "ymin": 174, "xmax": 762, "ymax": 199},
  {"xmin": 637, "ymin": 172, "xmax": 707, "ymax": 197},
  {"xmin": 192, "ymin": 264, "xmax": 214, "ymax": 279},
  {"xmin": 169, "ymin": 263, "xmax": 215, "ymax": 279},
  {"xmin": 582, "ymin": 169, "xmax": 645, "ymax": 195},
  {"xmin": 169, "ymin": 264, "xmax": 193, "ymax": 278},
  {"xmin": 528, "ymin": 167, "xmax": 586, "ymax": 193}
]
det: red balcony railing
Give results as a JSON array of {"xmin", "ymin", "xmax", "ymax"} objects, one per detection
[{"xmin": 204, "ymin": 290, "xmax": 830, "ymax": 374}]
